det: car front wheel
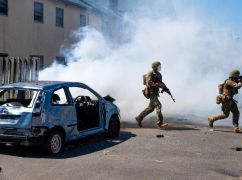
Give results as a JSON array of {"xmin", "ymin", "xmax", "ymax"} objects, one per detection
[
  {"xmin": 43, "ymin": 130, "xmax": 63, "ymax": 154},
  {"xmin": 107, "ymin": 115, "xmax": 120, "ymax": 138}
]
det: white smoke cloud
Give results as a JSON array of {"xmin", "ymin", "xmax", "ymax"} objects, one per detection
[{"xmin": 40, "ymin": 1, "xmax": 242, "ymax": 125}]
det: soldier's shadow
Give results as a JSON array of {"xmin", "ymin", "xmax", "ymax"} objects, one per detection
[
  {"xmin": 164, "ymin": 125, "xmax": 201, "ymax": 131},
  {"xmin": 213, "ymin": 129, "xmax": 237, "ymax": 133}
]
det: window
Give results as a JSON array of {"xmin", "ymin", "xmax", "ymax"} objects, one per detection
[
  {"xmin": 34, "ymin": 2, "xmax": 43, "ymax": 23},
  {"xmin": 80, "ymin": 14, "xmax": 87, "ymax": 27},
  {"xmin": 56, "ymin": 56, "xmax": 66, "ymax": 66},
  {"xmin": 51, "ymin": 88, "xmax": 69, "ymax": 105},
  {"xmin": 109, "ymin": 0, "xmax": 117, "ymax": 11},
  {"xmin": 0, "ymin": 0, "xmax": 8, "ymax": 16},
  {"xmin": 0, "ymin": 88, "xmax": 39, "ymax": 108},
  {"xmin": 69, "ymin": 87, "xmax": 98, "ymax": 101},
  {"xmin": 56, "ymin": 7, "xmax": 64, "ymax": 27},
  {"xmin": 0, "ymin": 53, "xmax": 8, "ymax": 58}
]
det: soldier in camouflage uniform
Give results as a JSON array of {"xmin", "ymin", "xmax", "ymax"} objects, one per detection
[
  {"xmin": 135, "ymin": 61, "xmax": 168, "ymax": 128},
  {"xmin": 208, "ymin": 70, "xmax": 242, "ymax": 133}
]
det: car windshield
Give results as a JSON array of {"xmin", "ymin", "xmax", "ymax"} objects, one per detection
[{"xmin": 0, "ymin": 88, "xmax": 40, "ymax": 108}]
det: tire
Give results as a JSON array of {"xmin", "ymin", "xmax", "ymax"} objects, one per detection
[
  {"xmin": 107, "ymin": 115, "xmax": 120, "ymax": 138},
  {"xmin": 43, "ymin": 130, "xmax": 63, "ymax": 154}
]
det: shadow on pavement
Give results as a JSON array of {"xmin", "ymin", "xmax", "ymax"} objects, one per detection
[
  {"xmin": 122, "ymin": 121, "xmax": 201, "ymax": 131},
  {"xmin": 212, "ymin": 168, "xmax": 240, "ymax": 178},
  {"xmin": 0, "ymin": 131, "xmax": 136, "ymax": 159},
  {"xmin": 165, "ymin": 125, "xmax": 200, "ymax": 131},
  {"xmin": 213, "ymin": 129, "xmax": 233, "ymax": 133}
]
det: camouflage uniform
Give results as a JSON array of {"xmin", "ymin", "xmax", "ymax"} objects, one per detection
[
  {"xmin": 208, "ymin": 70, "xmax": 242, "ymax": 132},
  {"xmin": 136, "ymin": 61, "xmax": 165, "ymax": 128}
]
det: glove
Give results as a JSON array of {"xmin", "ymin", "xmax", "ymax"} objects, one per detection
[{"xmin": 238, "ymin": 82, "xmax": 242, "ymax": 88}]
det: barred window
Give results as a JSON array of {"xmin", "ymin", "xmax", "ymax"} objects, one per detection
[
  {"xmin": 56, "ymin": 7, "xmax": 64, "ymax": 27},
  {"xmin": 34, "ymin": 2, "xmax": 43, "ymax": 23},
  {"xmin": 0, "ymin": 0, "xmax": 8, "ymax": 16}
]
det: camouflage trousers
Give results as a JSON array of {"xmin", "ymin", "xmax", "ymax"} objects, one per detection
[
  {"xmin": 211, "ymin": 98, "xmax": 240, "ymax": 127},
  {"xmin": 136, "ymin": 94, "xmax": 163, "ymax": 124}
]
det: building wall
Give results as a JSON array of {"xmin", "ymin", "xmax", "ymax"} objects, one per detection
[{"xmin": 0, "ymin": 0, "xmax": 104, "ymax": 67}]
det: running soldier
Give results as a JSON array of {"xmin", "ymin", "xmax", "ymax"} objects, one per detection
[
  {"xmin": 208, "ymin": 70, "xmax": 242, "ymax": 133},
  {"xmin": 135, "ymin": 61, "xmax": 174, "ymax": 128}
]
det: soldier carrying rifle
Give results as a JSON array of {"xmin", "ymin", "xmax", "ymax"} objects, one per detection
[
  {"xmin": 135, "ymin": 61, "xmax": 175, "ymax": 128},
  {"xmin": 208, "ymin": 69, "xmax": 242, "ymax": 133}
]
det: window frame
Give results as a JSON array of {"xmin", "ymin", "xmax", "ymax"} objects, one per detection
[
  {"xmin": 34, "ymin": 1, "xmax": 44, "ymax": 23},
  {"xmin": 0, "ymin": 0, "xmax": 8, "ymax": 16},
  {"xmin": 56, "ymin": 56, "xmax": 67, "ymax": 66},
  {"xmin": 80, "ymin": 14, "xmax": 87, "ymax": 27},
  {"xmin": 0, "ymin": 53, "xmax": 8, "ymax": 58},
  {"xmin": 50, "ymin": 87, "xmax": 71, "ymax": 106},
  {"xmin": 56, "ymin": 7, "xmax": 64, "ymax": 28},
  {"xmin": 68, "ymin": 86, "xmax": 99, "ymax": 102}
]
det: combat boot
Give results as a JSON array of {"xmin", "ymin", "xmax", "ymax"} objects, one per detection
[
  {"xmin": 208, "ymin": 116, "xmax": 214, "ymax": 129},
  {"xmin": 157, "ymin": 122, "xmax": 168, "ymax": 129},
  {"xmin": 135, "ymin": 116, "xmax": 143, "ymax": 128},
  {"xmin": 233, "ymin": 127, "xmax": 242, "ymax": 133}
]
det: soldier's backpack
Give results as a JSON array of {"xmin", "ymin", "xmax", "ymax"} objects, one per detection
[
  {"xmin": 143, "ymin": 74, "xmax": 147, "ymax": 85},
  {"xmin": 216, "ymin": 80, "xmax": 227, "ymax": 104},
  {"xmin": 142, "ymin": 74, "xmax": 150, "ymax": 99},
  {"xmin": 218, "ymin": 83, "xmax": 224, "ymax": 95},
  {"xmin": 218, "ymin": 79, "xmax": 228, "ymax": 95}
]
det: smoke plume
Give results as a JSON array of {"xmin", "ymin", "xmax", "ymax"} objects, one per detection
[{"xmin": 40, "ymin": 0, "xmax": 242, "ymax": 124}]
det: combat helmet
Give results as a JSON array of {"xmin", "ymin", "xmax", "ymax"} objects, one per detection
[
  {"xmin": 229, "ymin": 69, "xmax": 240, "ymax": 78},
  {"xmin": 152, "ymin": 61, "xmax": 161, "ymax": 71}
]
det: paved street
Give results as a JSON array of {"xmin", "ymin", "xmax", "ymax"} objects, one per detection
[{"xmin": 0, "ymin": 120, "xmax": 241, "ymax": 180}]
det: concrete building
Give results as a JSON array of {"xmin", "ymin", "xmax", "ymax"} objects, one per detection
[
  {"xmin": 0, "ymin": 0, "xmax": 119, "ymax": 68},
  {"xmin": 0, "ymin": 0, "xmax": 120, "ymax": 85}
]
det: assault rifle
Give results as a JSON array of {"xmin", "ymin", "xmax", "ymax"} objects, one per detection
[
  {"xmin": 155, "ymin": 82, "xmax": 176, "ymax": 102},
  {"xmin": 234, "ymin": 76, "xmax": 242, "ymax": 83},
  {"xmin": 239, "ymin": 76, "xmax": 242, "ymax": 83}
]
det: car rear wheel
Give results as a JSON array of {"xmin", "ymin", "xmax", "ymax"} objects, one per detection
[
  {"xmin": 107, "ymin": 115, "xmax": 120, "ymax": 138},
  {"xmin": 43, "ymin": 130, "xmax": 63, "ymax": 154}
]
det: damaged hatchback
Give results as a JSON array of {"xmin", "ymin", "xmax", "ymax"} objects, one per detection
[{"xmin": 0, "ymin": 81, "xmax": 120, "ymax": 154}]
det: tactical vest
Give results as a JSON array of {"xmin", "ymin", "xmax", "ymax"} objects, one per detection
[
  {"xmin": 150, "ymin": 72, "xmax": 162, "ymax": 95},
  {"xmin": 142, "ymin": 71, "xmax": 162, "ymax": 98}
]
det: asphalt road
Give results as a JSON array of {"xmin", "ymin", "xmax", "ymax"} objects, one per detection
[{"xmin": 0, "ymin": 120, "xmax": 241, "ymax": 180}]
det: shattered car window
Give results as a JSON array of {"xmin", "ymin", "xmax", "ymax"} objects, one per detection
[
  {"xmin": 69, "ymin": 87, "xmax": 98, "ymax": 101},
  {"xmin": 51, "ymin": 88, "xmax": 69, "ymax": 105},
  {"xmin": 0, "ymin": 88, "xmax": 39, "ymax": 108}
]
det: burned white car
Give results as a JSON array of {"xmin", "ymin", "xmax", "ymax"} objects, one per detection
[{"xmin": 0, "ymin": 81, "xmax": 120, "ymax": 154}]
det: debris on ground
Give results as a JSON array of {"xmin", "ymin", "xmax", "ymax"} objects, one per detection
[
  {"xmin": 156, "ymin": 134, "xmax": 164, "ymax": 138},
  {"xmin": 0, "ymin": 167, "xmax": 2, "ymax": 173},
  {"xmin": 235, "ymin": 147, "xmax": 242, "ymax": 151},
  {"xmin": 231, "ymin": 147, "xmax": 242, "ymax": 151},
  {"xmin": 103, "ymin": 150, "xmax": 110, "ymax": 155}
]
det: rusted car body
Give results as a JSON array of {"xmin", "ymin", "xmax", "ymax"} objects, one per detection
[{"xmin": 0, "ymin": 81, "xmax": 120, "ymax": 154}]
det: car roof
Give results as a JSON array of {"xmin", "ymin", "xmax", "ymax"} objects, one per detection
[{"xmin": 0, "ymin": 81, "xmax": 88, "ymax": 91}]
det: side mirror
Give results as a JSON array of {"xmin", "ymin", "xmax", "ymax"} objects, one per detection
[{"xmin": 103, "ymin": 95, "xmax": 115, "ymax": 103}]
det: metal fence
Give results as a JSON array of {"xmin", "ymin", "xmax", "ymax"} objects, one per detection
[{"xmin": 0, "ymin": 57, "xmax": 41, "ymax": 85}]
